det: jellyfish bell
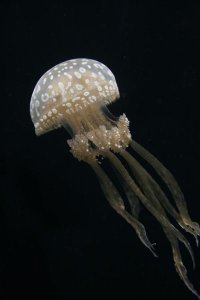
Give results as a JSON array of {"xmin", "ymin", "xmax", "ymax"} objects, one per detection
[
  {"xmin": 30, "ymin": 58, "xmax": 200, "ymax": 298},
  {"xmin": 30, "ymin": 58, "xmax": 119, "ymax": 137}
]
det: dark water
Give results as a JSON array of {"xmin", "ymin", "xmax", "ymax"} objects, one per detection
[{"xmin": 2, "ymin": 2, "xmax": 200, "ymax": 300}]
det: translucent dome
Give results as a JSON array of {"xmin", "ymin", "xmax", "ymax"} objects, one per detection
[{"xmin": 30, "ymin": 58, "xmax": 119, "ymax": 136}]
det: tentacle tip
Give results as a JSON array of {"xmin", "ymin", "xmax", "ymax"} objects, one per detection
[
  {"xmin": 184, "ymin": 220, "xmax": 200, "ymax": 236},
  {"xmin": 150, "ymin": 243, "xmax": 158, "ymax": 258},
  {"xmin": 193, "ymin": 291, "xmax": 200, "ymax": 300},
  {"xmin": 149, "ymin": 248, "xmax": 158, "ymax": 258},
  {"xmin": 153, "ymin": 252, "xmax": 158, "ymax": 258}
]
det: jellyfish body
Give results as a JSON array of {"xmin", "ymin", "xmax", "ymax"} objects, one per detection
[{"xmin": 30, "ymin": 58, "xmax": 200, "ymax": 298}]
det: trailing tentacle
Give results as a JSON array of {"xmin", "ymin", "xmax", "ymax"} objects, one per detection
[
  {"xmin": 117, "ymin": 150, "xmax": 199, "ymax": 297},
  {"xmin": 121, "ymin": 150, "xmax": 199, "ymax": 244},
  {"xmin": 106, "ymin": 151, "xmax": 195, "ymax": 268},
  {"xmin": 130, "ymin": 139, "xmax": 200, "ymax": 239},
  {"xmin": 88, "ymin": 160, "xmax": 157, "ymax": 257},
  {"xmin": 165, "ymin": 230, "xmax": 200, "ymax": 299}
]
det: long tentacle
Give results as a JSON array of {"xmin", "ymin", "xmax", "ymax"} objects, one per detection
[
  {"xmin": 130, "ymin": 139, "xmax": 200, "ymax": 237},
  {"xmin": 88, "ymin": 160, "xmax": 157, "ymax": 257},
  {"xmin": 106, "ymin": 151, "xmax": 195, "ymax": 266},
  {"xmin": 120, "ymin": 151, "xmax": 200, "ymax": 297},
  {"xmin": 121, "ymin": 180, "xmax": 141, "ymax": 219},
  {"xmin": 110, "ymin": 162, "xmax": 141, "ymax": 218},
  {"xmin": 121, "ymin": 150, "xmax": 199, "ymax": 244},
  {"xmin": 106, "ymin": 151, "xmax": 200, "ymax": 297},
  {"xmin": 165, "ymin": 230, "xmax": 200, "ymax": 299}
]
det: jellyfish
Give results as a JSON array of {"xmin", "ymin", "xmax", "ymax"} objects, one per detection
[{"xmin": 30, "ymin": 58, "xmax": 200, "ymax": 298}]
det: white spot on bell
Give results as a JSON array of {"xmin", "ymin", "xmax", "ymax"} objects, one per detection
[
  {"xmin": 98, "ymin": 71, "xmax": 105, "ymax": 79},
  {"xmin": 58, "ymin": 82, "xmax": 65, "ymax": 90},
  {"xmin": 94, "ymin": 63, "xmax": 102, "ymax": 69},
  {"xmin": 79, "ymin": 67, "xmax": 86, "ymax": 73},
  {"xmin": 36, "ymin": 85, "xmax": 41, "ymax": 93},
  {"xmin": 76, "ymin": 84, "xmax": 83, "ymax": 90},
  {"xmin": 64, "ymin": 72, "xmax": 72, "ymax": 79},
  {"xmin": 72, "ymin": 96, "xmax": 80, "ymax": 102},
  {"xmin": 74, "ymin": 72, "xmax": 82, "ymax": 79},
  {"xmin": 35, "ymin": 100, "xmax": 40, "ymax": 117},
  {"xmin": 41, "ymin": 93, "xmax": 49, "ymax": 102},
  {"xmin": 97, "ymin": 86, "xmax": 103, "ymax": 91},
  {"xmin": 52, "ymin": 108, "xmax": 57, "ymax": 114},
  {"xmin": 91, "ymin": 72, "xmax": 97, "ymax": 78},
  {"xmin": 107, "ymin": 70, "xmax": 113, "ymax": 77}
]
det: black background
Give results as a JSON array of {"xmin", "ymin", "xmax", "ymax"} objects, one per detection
[{"xmin": 2, "ymin": 1, "xmax": 200, "ymax": 300}]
